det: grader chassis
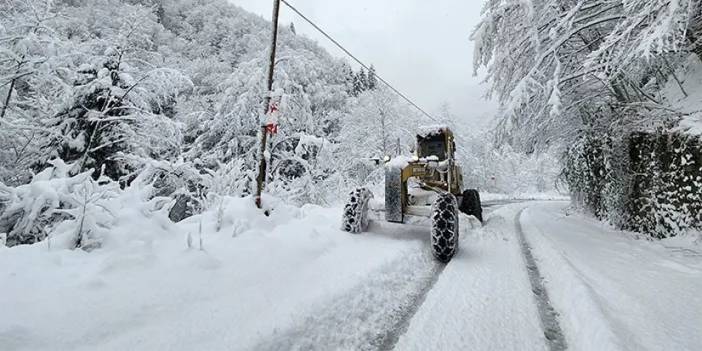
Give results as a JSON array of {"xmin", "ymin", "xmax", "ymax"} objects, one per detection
[{"xmin": 341, "ymin": 126, "xmax": 483, "ymax": 262}]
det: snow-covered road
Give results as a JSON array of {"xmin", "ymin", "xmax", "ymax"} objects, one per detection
[
  {"xmin": 395, "ymin": 205, "xmax": 548, "ymax": 351},
  {"xmin": 521, "ymin": 203, "xmax": 702, "ymax": 351},
  {"xmin": 1, "ymin": 199, "xmax": 700, "ymax": 351}
]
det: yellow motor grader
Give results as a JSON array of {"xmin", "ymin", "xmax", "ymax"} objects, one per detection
[{"xmin": 341, "ymin": 126, "xmax": 482, "ymax": 262}]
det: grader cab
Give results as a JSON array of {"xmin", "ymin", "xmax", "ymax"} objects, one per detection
[{"xmin": 341, "ymin": 126, "xmax": 483, "ymax": 262}]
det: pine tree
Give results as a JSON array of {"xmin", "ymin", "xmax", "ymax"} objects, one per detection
[
  {"xmin": 351, "ymin": 70, "xmax": 363, "ymax": 96},
  {"xmin": 367, "ymin": 65, "xmax": 378, "ymax": 90},
  {"xmin": 357, "ymin": 69, "xmax": 368, "ymax": 93},
  {"xmin": 341, "ymin": 63, "xmax": 356, "ymax": 96}
]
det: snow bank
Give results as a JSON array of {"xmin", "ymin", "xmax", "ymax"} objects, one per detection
[{"xmin": 0, "ymin": 194, "xmax": 427, "ymax": 351}]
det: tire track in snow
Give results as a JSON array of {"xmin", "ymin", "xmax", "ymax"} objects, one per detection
[
  {"xmin": 375, "ymin": 260, "xmax": 445, "ymax": 351},
  {"xmin": 516, "ymin": 208, "xmax": 568, "ymax": 351},
  {"xmin": 253, "ymin": 229, "xmax": 443, "ymax": 351},
  {"xmin": 379, "ymin": 203, "xmax": 511, "ymax": 350},
  {"xmin": 255, "ymin": 202, "xmax": 523, "ymax": 351},
  {"xmin": 393, "ymin": 205, "xmax": 549, "ymax": 350}
]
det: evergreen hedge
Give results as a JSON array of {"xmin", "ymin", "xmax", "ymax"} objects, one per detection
[{"xmin": 565, "ymin": 130, "xmax": 702, "ymax": 238}]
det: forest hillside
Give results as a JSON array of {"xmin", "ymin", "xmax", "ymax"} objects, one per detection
[{"xmin": 0, "ymin": 0, "xmax": 560, "ymax": 248}]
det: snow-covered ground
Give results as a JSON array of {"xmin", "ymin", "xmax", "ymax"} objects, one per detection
[
  {"xmin": 521, "ymin": 203, "xmax": 702, "ymax": 351},
  {"xmin": 480, "ymin": 192, "xmax": 570, "ymax": 202},
  {"xmin": 1, "ymin": 197, "xmax": 435, "ymax": 351},
  {"xmin": 396, "ymin": 204, "xmax": 548, "ymax": 351},
  {"xmin": 1, "ymin": 199, "xmax": 700, "ymax": 351}
]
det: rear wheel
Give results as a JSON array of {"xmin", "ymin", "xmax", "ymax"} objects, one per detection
[
  {"xmin": 431, "ymin": 193, "xmax": 460, "ymax": 262},
  {"xmin": 459, "ymin": 189, "xmax": 483, "ymax": 223},
  {"xmin": 341, "ymin": 188, "xmax": 373, "ymax": 233}
]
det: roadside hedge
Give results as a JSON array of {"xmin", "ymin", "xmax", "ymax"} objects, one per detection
[{"xmin": 565, "ymin": 130, "xmax": 702, "ymax": 238}]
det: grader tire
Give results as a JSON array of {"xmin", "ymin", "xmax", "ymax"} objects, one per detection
[
  {"xmin": 459, "ymin": 189, "xmax": 483, "ymax": 223},
  {"xmin": 431, "ymin": 193, "xmax": 460, "ymax": 263},
  {"xmin": 341, "ymin": 188, "xmax": 373, "ymax": 233}
]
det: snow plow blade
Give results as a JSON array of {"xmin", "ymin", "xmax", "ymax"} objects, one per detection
[{"xmin": 385, "ymin": 165, "xmax": 404, "ymax": 223}]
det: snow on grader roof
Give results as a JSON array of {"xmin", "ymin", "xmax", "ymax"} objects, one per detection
[{"xmin": 417, "ymin": 124, "xmax": 451, "ymax": 137}]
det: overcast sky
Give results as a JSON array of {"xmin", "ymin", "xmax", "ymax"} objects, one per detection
[{"xmin": 231, "ymin": 0, "xmax": 496, "ymax": 127}]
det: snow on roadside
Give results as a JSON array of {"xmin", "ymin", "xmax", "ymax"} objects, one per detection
[
  {"xmin": 396, "ymin": 204, "xmax": 548, "ymax": 351},
  {"xmin": 520, "ymin": 202, "xmax": 702, "ymax": 351},
  {"xmin": 481, "ymin": 192, "xmax": 570, "ymax": 202},
  {"xmin": 255, "ymin": 222, "xmax": 440, "ymax": 351},
  {"xmin": 0, "ymin": 195, "xmax": 425, "ymax": 351}
]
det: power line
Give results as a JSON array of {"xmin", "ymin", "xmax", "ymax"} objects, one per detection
[{"xmin": 280, "ymin": 0, "xmax": 440, "ymax": 124}]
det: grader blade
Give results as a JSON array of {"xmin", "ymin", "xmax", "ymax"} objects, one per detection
[{"xmin": 385, "ymin": 166, "xmax": 404, "ymax": 223}]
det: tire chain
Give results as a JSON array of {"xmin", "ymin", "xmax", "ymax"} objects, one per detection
[
  {"xmin": 431, "ymin": 193, "xmax": 459, "ymax": 262},
  {"xmin": 341, "ymin": 188, "xmax": 373, "ymax": 233}
]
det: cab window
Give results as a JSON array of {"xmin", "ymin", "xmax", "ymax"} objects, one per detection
[{"xmin": 417, "ymin": 133, "xmax": 446, "ymax": 160}]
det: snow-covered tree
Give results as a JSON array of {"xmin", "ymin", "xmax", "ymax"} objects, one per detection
[
  {"xmin": 36, "ymin": 2, "xmax": 190, "ymax": 180},
  {"xmin": 0, "ymin": 0, "xmax": 64, "ymax": 185},
  {"xmin": 472, "ymin": 0, "xmax": 697, "ymax": 152},
  {"xmin": 367, "ymin": 65, "xmax": 378, "ymax": 90},
  {"xmin": 353, "ymin": 69, "xmax": 368, "ymax": 96}
]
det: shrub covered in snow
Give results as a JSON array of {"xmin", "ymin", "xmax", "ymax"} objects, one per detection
[
  {"xmin": 564, "ymin": 131, "xmax": 702, "ymax": 238},
  {"xmin": 50, "ymin": 174, "xmax": 120, "ymax": 251},
  {"xmin": 0, "ymin": 160, "xmax": 116, "ymax": 247},
  {"xmin": 0, "ymin": 157, "xmax": 195, "ymax": 249}
]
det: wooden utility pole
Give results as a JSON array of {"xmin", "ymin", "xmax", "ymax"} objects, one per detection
[{"xmin": 255, "ymin": 0, "xmax": 282, "ymax": 209}]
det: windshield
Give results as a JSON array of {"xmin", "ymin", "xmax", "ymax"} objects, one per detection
[{"xmin": 417, "ymin": 134, "xmax": 446, "ymax": 160}]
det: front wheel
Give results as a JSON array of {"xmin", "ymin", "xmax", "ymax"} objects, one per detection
[
  {"xmin": 459, "ymin": 189, "xmax": 483, "ymax": 223},
  {"xmin": 431, "ymin": 193, "xmax": 460, "ymax": 262},
  {"xmin": 341, "ymin": 188, "xmax": 373, "ymax": 233}
]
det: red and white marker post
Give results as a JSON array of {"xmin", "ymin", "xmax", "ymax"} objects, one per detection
[{"xmin": 255, "ymin": 0, "xmax": 282, "ymax": 210}]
